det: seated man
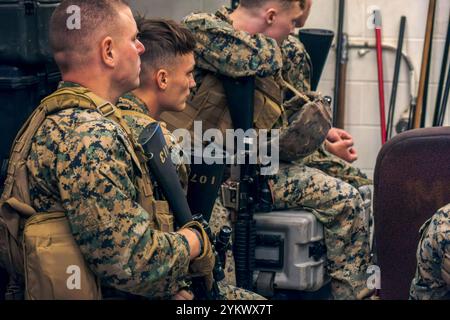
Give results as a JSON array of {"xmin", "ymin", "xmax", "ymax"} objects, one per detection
[
  {"xmin": 410, "ymin": 205, "xmax": 450, "ymax": 300},
  {"xmin": 161, "ymin": 0, "xmax": 374, "ymax": 300},
  {"xmin": 116, "ymin": 17, "xmax": 263, "ymax": 300},
  {"xmin": 0, "ymin": 0, "xmax": 245, "ymax": 301},
  {"xmin": 281, "ymin": 0, "xmax": 371, "ymax": 189}
]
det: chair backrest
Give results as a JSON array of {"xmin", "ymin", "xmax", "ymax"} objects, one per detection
[{"xmin": 374, "ymin": 127, "xmax": 450, "ymax": 300}]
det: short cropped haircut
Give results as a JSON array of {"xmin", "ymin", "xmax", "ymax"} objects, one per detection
[
  {"xmin": 49, "ymin": 0, "xmax": 129, "ymax": 71},
  {"xmin": 135, "ymin": 17, "xmax": 196, "ymax": 79},
  {"xmin": 240, "ymin": 0, "xmax": 300, "ymax": 10}
]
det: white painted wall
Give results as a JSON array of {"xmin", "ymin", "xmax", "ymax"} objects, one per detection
[
  {"xmin": 306, "ymin": 0, "xmax": 449, "ymax": 178},
  {"xmin": 128, "ymin": 0, "xmax": 450, "ymax": 178}
]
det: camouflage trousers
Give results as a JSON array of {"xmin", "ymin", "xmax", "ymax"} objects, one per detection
[
  {"xmin": 210, "ymin": 198, "xmax": 237, "ymax": 286},
  {"xmin": 271, "ymin": 163, "xmax": 373, "ymax": 300},
  {"xmin": 208, "ymin": 145, "xmax": 373, "ymax": 299},
  {"xmin": 299, "ymin": 145, "xmax": 372, "ymax": 189},
  {"xmin": 219, "ymin": 283, "xmax": 265, "ymax": 300},
  {"xmin": 409, "ymin": 204, "xmax": 450, "ymax": 300}
]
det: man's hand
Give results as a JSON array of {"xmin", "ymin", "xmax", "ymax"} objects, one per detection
[
  {"xmin": 172, "ymin": 289, "xmax": 194, "ymax": 300},
  {"xmin": 325, "ymin": 128, "xmax": 358, "ymax": 163},
  {"xmin": 180, "ymin": 221, "xmax": 215, "ymax": 291}
]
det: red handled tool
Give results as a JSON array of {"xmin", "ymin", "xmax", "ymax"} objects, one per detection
[{"xmin": 374, "ymin": 10, "xmax": 387, "ymax": 145}]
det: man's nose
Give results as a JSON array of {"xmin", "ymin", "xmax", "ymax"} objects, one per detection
[{"xmin": 137, "ymin": 39, "xmax": 145, "ymax": 55}]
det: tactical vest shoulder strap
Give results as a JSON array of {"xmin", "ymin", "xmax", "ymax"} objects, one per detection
[
  {"xmin": 0, "ymin": 87, "xmax": 170, "ymax": 299},
  {"xmin": 255, "ymin": 76, "xmax": 284, "ymax": 106},
  {"xmin": 282, "ymin": 79, "xmax": 311, "ymax": 103},
  {"xmin": 161, "ymin": 72, "xmax": 286, "ymax": 133},
  {"xmin": 2, "ymin": 86, "xmax": 148, "ymax": 215}
]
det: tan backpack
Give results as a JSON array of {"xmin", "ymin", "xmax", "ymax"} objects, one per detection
[{"xmin": 0, "ymin": 86, "xmax": 168, "ymax": 300}]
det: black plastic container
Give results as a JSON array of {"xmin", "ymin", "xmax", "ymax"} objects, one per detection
[
  {"xmin": 0, "ymin": 0, "xmax": 61, "ymax": 65},
  {"xmin": 0, "ymin": 66, "xmax": 40, "ymax": 160}
]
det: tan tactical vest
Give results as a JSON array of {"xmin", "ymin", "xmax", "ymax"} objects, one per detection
[
  {"xmin": 160, "ymin": 73, "xmax": 286, "ymax": 135},
  {"xmin": 0, "ymin": 87, "xmax": 171, "ymax": 300}
]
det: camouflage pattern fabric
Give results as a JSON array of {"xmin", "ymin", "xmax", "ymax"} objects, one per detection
[
  {"xmin": 183, "ymin": 7, "xmax": 373, "ymax": 299},
  {"xmin": 209, "ymin": 198, "xmax": 237, "ymax": 286},
  {"xmin": 183, "ymin": 7, "xmax": 283, "ymax": 84},
  {"xmin": 117, "ymin": 92, "xmax": 190, "ymax": 190},
  {"xmin": 183, "ymin": 7, "xmax": 331, "ymax": 156},
  {"xmin": 218, "ymin": 283, "xmax": 265, "ymax": 300},
  {"xmin": 280, "ymin": 91, "xmax": 332, "ymax": 161},
  {"xmin": 298, "ymin": 145, "xmax": 371, "ymax": 189},
  {"xmin": 117, "ymin": 92, "xmax": 261, "ymax": 300},
  {"xmin": 282, "ymin": 35, "xmax": 312, "ymax": 93},
  {"xmin": 27, "ymin": 82, "xmax": 191, "ymax": 299},
  {"xmin": 410, "ymin": 204, "xmax": 450, "ymax": 300},
  {"xmin": 271, "ymin": 164, "xmax": 373, "ymax": 300},
  {"xmin": 282, "ymin": 35, "xmax": 372, "ymax": 188}
]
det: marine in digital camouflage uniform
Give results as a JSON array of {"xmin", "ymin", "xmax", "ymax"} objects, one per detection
[
  {"xmin": 112, "ymin": 17, "xmax": 263, "ymax": 300},
  {"xmin": 177, "ymin": 6, "xmax": 374, "ymax": 300},
  {"xmin": 410, "ymin": 204, "xmax": 450, "ymax": 300},
  {"xmin": 116, "ymin": 91, "xmax": 259, "ymax": 299},
  {"xmin": 28, "ymin": 82, "xmax": 193, "ymax": 299},
  {"xmin": 116, "ymin": 92, "xmax": 189, "ymax": 190},
  {"xmin": 281, "ymin": 35, "xmax": 372, "ymax": 189},
  {"xmin": 25, "ymin": 0, "xmax": 247, "ymax": 300}
]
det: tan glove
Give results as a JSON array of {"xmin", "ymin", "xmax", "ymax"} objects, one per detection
[
  {"xmin": 443, "ymin": 252, "xmax": 450, "ymax": 287},
  {"xmin": 182, "ymin": 221, "xmax": 215, "ymax": 291}
]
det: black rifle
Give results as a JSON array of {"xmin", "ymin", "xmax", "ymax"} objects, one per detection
[
  {"xmin": 220, "ymin": 76, "xmax": 257, "ymax": 291},
  {"xmin": 387, "ymin": 16, "xmax": 406, "ymax": 139},
  {"xmin": 187, "ymin": 146, "xmax": 232, "ymax": 269},
  {"xmin": 220, "ymin": 76, "xmax": 273, "ymax": 290},
  {"xmin": 138, "ymin": 122, "xmax": 230, "ymax": 300}
]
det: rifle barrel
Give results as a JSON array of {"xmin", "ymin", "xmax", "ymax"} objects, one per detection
[{"xmin": 387, "ymin": 16, "xmax": 406, "ymax": 139}]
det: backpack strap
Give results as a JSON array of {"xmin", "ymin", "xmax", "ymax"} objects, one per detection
[{"xmin": 2, "ymin": 86, "xmax": 158, "ymax": 233}]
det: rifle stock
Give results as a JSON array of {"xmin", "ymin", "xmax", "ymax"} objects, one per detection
[{"xmin": 138, "ymin": 122, "xmax": 229, "ymax": 300}]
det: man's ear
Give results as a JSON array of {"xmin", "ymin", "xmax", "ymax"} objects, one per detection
[
  {"xmin": 156, "ymin": 69, "xmax": 169, "ymax": 90},
  {"xmin": 101, "ymin": 37, "xmax": 115, "ymax": 68},
  {"xmin": 265, "ymin": 8, "xmax": 277, "ymax": 25}
]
